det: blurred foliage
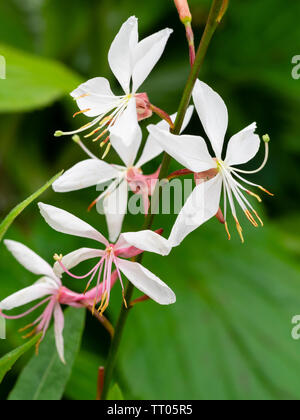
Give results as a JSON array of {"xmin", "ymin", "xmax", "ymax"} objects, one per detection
[
  {"xmin": 0, "ymin": 0, "xmax": 299, "ymax": 400},
  {"xmin": 9, "ymin": 307, "xmax": 85, "ymax": 400},
  {"xmin": 0, "ymin": 333, "xmax": 42, "ymax": 383}
]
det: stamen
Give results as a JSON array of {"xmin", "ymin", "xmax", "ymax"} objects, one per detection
[
  {"xmin": 100, "ymin": 136, "xmax": 110, "ymax": 147},
  {"xmin": 19, "ymin": 323, "xmax": 37, "ymax": 333},
  {"xmin": 253, "ymin": 210, "xmax": 264, "ymax": 227},
  {"xmin": 102, "ymin": 143, "xmax": 111, "ymax": 159},
  {"xmin": 35, "ymin": 338, "xmax": 42, "ymax": 356},
  {"xmin": 54, "ymin": 115, "xmax": 102, "ymax": 137},
  {"xmin": 258, "ymin": 186, "xmax": 274, "ymax": 196},
  {"xmin": 98, "ymin": 290, "xmax": 108, "ymax": 315},
  {"xmin": 22, "ymin": 328, "xmax": 37, "ymax": 340},
  {"xmin": 99, "ymin": 298, "xmax": 109, "ymax": 317},
  {"xmin": 56, "ymin": 259, "xmax": 101, "ymax": 280},
  {"xmin": 88, "ymin": 198, "xmax": 98, "ymax": 212},
  {"xmin": 84, "ymin": 127, "xmax": 102, "ymax": 138},
  {"xmin": 232, "ymin": 171, "xmax": 274, "ymax": 197},
  {"xmin": 83, "ymin": 260, "xmax": 103, "ymax": 294},
  {"xmin": 244, "ymin": 210, "xmax": 258, "ymax": 227},
  {"xmin": 234, "ymin": 217, "xmax": 245, "ymax": 244},
  {"xmin": 113, "ymin": 256, "xmax": 126, "ymax": 292},
  {"xmin": 246, "ymin": 190, "xmax": 262, "ymax": 202},
  {"xmin": 73, "ymin": 109, "xmax": 91, "ymax": 118},
  {"xmin": 224, "ymin": 222, "xmax": 231, "ymax": 240},
  {"xmin": 93, "ymin": 130, "xmax": 108, "ymax": 143}
]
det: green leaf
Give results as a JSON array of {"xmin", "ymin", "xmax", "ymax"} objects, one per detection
[
  {"xmin": 8, "ymin": 307, "xmax": 85, "ymax": 401},
  {"xmin": 0, "ymin": 333, "xmax": 42, "ymax": 383},
  {"xmin": 116, "ymin": 220, "xmax": 300, "ymax": 400},
  {"xmin": 65, "ymin": 350, "xmax": 104, "ymax": 401},
  {"xmin": 0, "ymin": 170, "xmax": 63, "ymax": 243},
  {"xmin": 107, "ymin": 383, "xmax": 124, "ymax": 401},
  {"xmin": 0, "ymin": 44, "xmax": 82, "ymax": 113}
]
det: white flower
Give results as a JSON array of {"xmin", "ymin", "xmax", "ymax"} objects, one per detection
[
  {"xmin": 53, "ymin": 103, "xmax": 194, "ymax": 242},
  {"xmin": 0, "ymin": 241, "xmax": 66, "ymax": 363},
  {"xmin": 38, "ymin": 203, "xmax": 175, "ymax": 313},
  {"xmin": 0, "ymin": 241, "xmax": 110, "ymax": 363},
  {"xmin": 148, "ymin": 80, "xmax": 272, "ymax": 246},
  {"xmin": 54, "ymin": 16, "xmax": 173, "ymax": 156}
]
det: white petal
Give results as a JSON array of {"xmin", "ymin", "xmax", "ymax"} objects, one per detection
[
  {"xmin": 225, "ymin": 123, "xmax": 261, "ymax": 166},
  {"xmin": 116, "ymin": 258, "xmax": 176, "ymax": 305},
  {"xmin": 180, "ymin": 105, "xmax": 194, "ymax": 134},
  {"xmin": 136, "ymin": 106, "xmax": 194, "ymax": 168},
  {"xmin": 169, "ymin": 175, "xmax": 223, "ymax": 247},
  {"xmin": 117, "ymin": 231, "xmax": 172, "ymax": 256},
  {"xmin": 0, "ymin": 278, "xmax": 56, "ymax": 311},
  {"xmin": 110, "ymin": 98, "xmax": 142, "ymax": 166},
  {"xmin": 132, "ymin": 28, "xmax": 173, "ymax": 92},
  {"xmin": 54, "ymin": 303, "xmax": 65, "ymax": 364},
  {"xmin": 4, "ymin": 240, "xmax": 57, "ymax": 282},
  {"xmin": 71, "ymin": 77, "xmax": 118, "ymax": 117},
  {"xmin": 53, "ymin": 159, "xmax": 119, "ymax": 193},
  {"xmin": 147, "ymin": 124, "xmax": 215, "ymax": 173},
  {"xmin": 108, "ymin": 16, "xmax": 138, "ymax": 94},
  {"xmin": 103, "ymin": 180, "xmax": 128, "ymax": 243},
  {"xmin": 193, "ymin": 80, "xmax": 228, "ymax": 158},
  {"xmin": 53, "ymin": 248, "xmax": 104, "ymax": 278},
  {"xmin": 38, "ymin": 203, "xmax": 109, "ymax": 246}
]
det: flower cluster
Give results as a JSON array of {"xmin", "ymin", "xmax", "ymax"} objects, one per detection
[{"xmin": 0, "ymin": 16, "xmax": 271, "ymax": 363}]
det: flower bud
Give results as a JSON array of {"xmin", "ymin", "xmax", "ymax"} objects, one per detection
[
  {"xmin": 135, "ymin": 93, "xmax": 152, "ymax": 121},
  {"xmin": 174, "ymin": 0, "xmax": 192, "ymax": 23}
]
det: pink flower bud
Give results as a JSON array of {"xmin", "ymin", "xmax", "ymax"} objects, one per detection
[{"xmin": 174, "ymin": 0, "xmax": 192, "ymax": 23}]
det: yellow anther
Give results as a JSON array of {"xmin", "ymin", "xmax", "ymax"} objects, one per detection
[
  {"xmin": 84, "ymin": 127, "xmax": 102, "ymax": 138},
  {"xmin": 253, "ymin": 210, "xmax": 264, "ymax": 227},
  {"xmin": 258, "ymin": 186, "xmax": 274, "ymax": 196},
  {"xmin": 18, "ymin": 323, "xmax": 35, "ymax": 333},
  {"xmin": 244, "ymin": 210, "xmax": 258, "ymax": 228},
  {"xmin": 122, "ymin": 290, "xmax": 128, "ymax": 309},
  {"xmin": 54, "ymin": 253, "xmax": 63, "ymax": 262},
  {"xmin": 102, "ymin": 143, "xmax": 112, "ymax": 159},
  {"xmin": 246, "ymin": 190, "xmax": 262, "ymax": 203},
  {"xmin": 94, "ymin": 130, "xmax": 108, "ymax": 143},
  {"xmin": 73, "ymin": 109, "xmax": 91, "ymax": 118},
  {"xmin": 22, "ymin": 329, "xmax": 37, "ymax": 340},
  {"xmin": 234, "ymin": 217, "xmax": 245, "ymax": 244},
  {"xmin": 224, "ymin": 222, "xmax": 231, "ymax": 241}
]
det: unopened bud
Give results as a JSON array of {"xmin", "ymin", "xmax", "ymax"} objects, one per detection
[
  {"xmin": 54, "ymin": 130, "xmax": 63, "ymax": 137},
  {"xmin": 174, "ymin": 0, "xmax": 195, "ymax": 66},
  {"xmin": 174, "ymin": 0, "xmax": 192, "ymax": 23}
]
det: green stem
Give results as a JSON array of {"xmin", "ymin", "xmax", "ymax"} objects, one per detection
[{"xmin": 101, "ymin": 0, "xmax": 226, "ymax": 400}]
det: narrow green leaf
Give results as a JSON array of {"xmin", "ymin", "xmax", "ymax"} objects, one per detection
[
  {"xmin": 0, "ymin": 170, "xmax": 63, "ymax": 243},
  {"xmin": 107, "ymin": 383, "xmax": 124, "ymax": 401},
  {"xmin": 0, "ymin": 333, "xmax": 42, "ymax": 383},
  {"xmin": 8, "ymin": 307, "xmax": 85, "ymax": 401}
]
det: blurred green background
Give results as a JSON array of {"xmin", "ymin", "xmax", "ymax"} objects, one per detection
[{"xmin": 0, "ymin": 0, "xmax": 300, "ymax": 400}]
